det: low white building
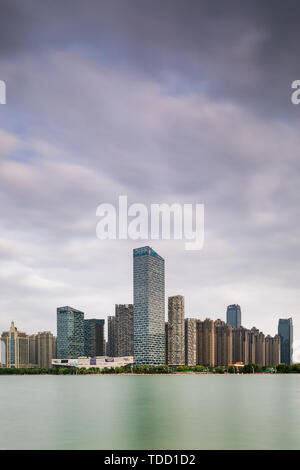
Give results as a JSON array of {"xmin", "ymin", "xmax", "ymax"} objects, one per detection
[{"xmin": 52, "ymin": 356, "xmax": 134, "ymax": 369}]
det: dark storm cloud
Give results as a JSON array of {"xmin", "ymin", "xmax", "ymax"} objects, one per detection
[{"xmin": 1, "ymin": 0, "xmax": 300, "ymax": 116}]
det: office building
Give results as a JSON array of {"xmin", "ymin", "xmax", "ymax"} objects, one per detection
[
  {"xmin": 226, "ymin": 304, "xmax": 241, "ymax": 329},
  {"xmin": 57, "ymin": 306, "xmax": 84, "ymax": 359},
  {"xmin": 84, "ymin": 319, "xmax": 105, "ymax": 357},
  {"xmin": 278, "ymin": 318, "xmax": 293, "ymax": 364},
  {"xmin": 133, "ymin": 246, "xmax": 165, "ymax": 365},
  {"xmin": 167, "ymin": 295, "xmax": 185, "ymax": 366},
  {"xmin": 107, "ymin": 315, "xmax": 117, "ymax": 357},
  {"xmin": 265, "ymin": 335, "xmax": 281, "ymax": 366},
  {"xmin": 115, "ymin": 304, "xmax": 134, "ymax": 356}
]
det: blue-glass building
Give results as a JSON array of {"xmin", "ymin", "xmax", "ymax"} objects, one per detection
[
  {"xmin": 278, "ymin": 317, "xmax": 293, "ymax": 365},
  {"xmin": 226, "ymin": 304, "xmax": 241, "ymax": 329},
  {"xmin": 84, "ymin": 319, "xmax": 105, "ymax": 357},
  {"xmin": 133, "ymin": 246, "xmax": 165, "ymax": 365},
  {"xmin": 57, "ymin": 306, "xmax": 84, "ymax": 359}
]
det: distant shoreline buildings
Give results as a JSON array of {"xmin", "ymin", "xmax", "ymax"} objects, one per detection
[{"xmin": 0, "ymin": 246, "xmax": 294, "ymax": 369}]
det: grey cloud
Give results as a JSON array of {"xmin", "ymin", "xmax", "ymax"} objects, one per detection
[
  {"xmin": 1, "ymin": 0, "xmax": 300, "ymax": 117},
  {"xmin": 0, "ymin": 2, "xmax": 299, "ymax": 358}
]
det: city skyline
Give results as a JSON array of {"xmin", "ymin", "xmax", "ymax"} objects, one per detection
[
  {"xmin": 0, "ymin": 244, "xmax": 294, "ymax": 346},
  {"xmin": 0, "ymin": 0, "xmax": 300, "ymax": 360},
  {"xmin": 1, "ymin": 245, "xmax": 292, "ymax": 366}
]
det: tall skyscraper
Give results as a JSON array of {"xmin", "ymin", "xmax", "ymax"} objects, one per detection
[
  {"xmin": 84, "ymin": 319, "xmax": 105, "ymax": 357},
  {"xmin": 1, "ymin": 322, "xmax": 30, "ymax": 368},
  {"xmin": 115, "ymin": 304, "xmax": 134, "ymax": 356},
  {"xmin": 278, "ymin": 318, "xmax": 293, "ymax": 365},
  {"xmin": 226, "ymin": 304, "xmax": 241, "ymax": 329},
  {"xmin": 133, "ymin": 246, "xmax": 165, "ymax": 365},
  {"xmin": 57, "ymin": 306, "xmax": 84, "ymax": 359},
  {"xmin": 167, "ymin": 295, "xmax": 185, "ymax": 366}
]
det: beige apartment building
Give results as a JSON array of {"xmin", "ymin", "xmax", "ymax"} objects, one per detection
[
  {"xmin": 185, "ymin": 318, "xmax": 197, "ymax": 366},
  {"xmin": 214, "ymin": 320, "xmax": 233, "ymax": 366},
  {"xmin": 167, "ymin": 295, "xmax": 185, "ymax": 366},
  {"xmin": 197, "ymin": 319, "xmax": 215, "ymax": 367},
  {"xmin": 1, "ymin": 322, "xmax": 30, "ymax": 368}
]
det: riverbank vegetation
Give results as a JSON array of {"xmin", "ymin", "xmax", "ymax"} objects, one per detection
[{"xmin": 0, "ymin": 363, "xmax": 300, "ymax": 375}]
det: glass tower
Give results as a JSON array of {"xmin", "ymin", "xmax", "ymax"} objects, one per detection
[
  {"xmin": 278, "ymin": 318, "xmax": 293, "ymax": 365},
  {"xmin": 133, "ymin": 246, "xmax": 165, "ymax": 365},
  {"xmin": 226, "ymin": 304, "xmax": 241, "ymax": 329},
  {"xmin": 84, "ymin": 319, "xmax": 105, "ymax": 357},
  {"xmin": 57, "ymin": 306, "xmax": 84, "ymax": 359}
]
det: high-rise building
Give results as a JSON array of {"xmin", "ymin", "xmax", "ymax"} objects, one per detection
[
  {"xmin": 29, "ymin": 334, "xmax": 38, "ymax": 366},
  {"xmin": 214, "ymin": 319, "xmax": 233, "ymax": 366},
  {"xmin": 107, "ymin": 315, "xmax": 117, "ymax": 357},
  {"xmin": 226, "ymin": 304, "xmax": 241, "ymax": 329},
  {"xmin": 165, "ymin": 322, "xmax": 168, "ymax": 364},
  {"xmin": 29, "ymin": 332, "xmax": 56, "ymax": 367},
  {"xmin": 167, "ymin": 295, "xmax": 185, "ymax": 366},
  {"xmin": 197, "ymin": 319, "xmax": 215, "ymax": 367},
  {"xmin": 57, "ymin": 306, "xmax": 84, "ymax": 359},
  {"xmin": 185, "ymin": 318, "xmax": 197, "ymax": 366},
  {"xmin": 37, "ymin": 331, "xmax": 57, "ymax": 367},
  {"xmin": 115, "ymin": 304, "xmax": 134, "ymax": 356},
  {"xmin": 133, "ymin": 246, "xmax": 165, "ymax": 365},
  {"xmin": 265, "ymin": 335, "xmax": 281, "ymax": 366},
  {"xmin": 84, "ymin": 319, "xmax": 105, "ymax": 357},
  {"xmin": 278, "ymin": 318, "xmax": 293, "ymax": 365},
  {"xmin": 249, "ymin": 328, "xmax": 266, "ymax": 366},
  {"xmin": 1, "ymin": 322, "xmax": 30, "ymax": 368}
]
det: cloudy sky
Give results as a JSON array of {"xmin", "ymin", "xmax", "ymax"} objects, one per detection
[{"xmin": 0, "ymin": 0, "xmax": 299, "ymax": 358}]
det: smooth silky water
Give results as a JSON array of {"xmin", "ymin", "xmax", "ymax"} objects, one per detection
[{"xmin": 0, "ymin": 375, "xmax": 299, "ymax": 449}]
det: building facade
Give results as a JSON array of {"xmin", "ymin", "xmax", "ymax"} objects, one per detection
[
  {"xmin": 107, "ymin": 315, "xmax": 117, "ymax": 357},
  {"xmin": 115, "ymin": 304, "xmax": 134, "ymax": 357},
  {"xmin": 84, "ymin": 319, "xmax": 105, "ymax": 357},
  {"xmin": 215, "ymin": 320, "xmax": 233, "ymax": 366},
  {"xmin": 133, "ymin": 246, "xmax": 165, "ymax": 365},
  {"xmin": 1, "ymin": 322, "xmax": 30, "ymax": 368},
  {"xmin": 226, "ymin": 304, "xmax": 241, "ymax": 329},
  {"xmin": 278, "ymin": 318, "xmax": 293, "ymax": 365},
  {"xmin": 57, "ymin": 306, "xmax": 84, "ymax": 359},
  {"xmin": 167, "ymin": 295, "xmax": 185, "ymax": 366},
  {"xmin": 185, "ymin": 318, "xmax": 197, "ymax": 366},
  {"xmin": 197, "ymin": 319, "xmax": 215, "ymax": 367}
]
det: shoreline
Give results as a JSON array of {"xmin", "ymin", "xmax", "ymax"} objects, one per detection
[{"xmin": 0, "ymin": 372, "xmax": 293, "ymax": 376}]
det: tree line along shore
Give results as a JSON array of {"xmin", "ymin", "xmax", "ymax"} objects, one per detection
[{"xmin": 0, "ymin": 363, "xmax": 299, "ymax": 375}]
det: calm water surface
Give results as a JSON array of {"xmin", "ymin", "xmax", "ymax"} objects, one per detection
[{"xmin": 0, "ymin": 375, "xmax": 299, "ymax": 449}]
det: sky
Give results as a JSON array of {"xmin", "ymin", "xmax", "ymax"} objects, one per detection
[{"xmin": 0, "ymin": 0, "xmax": 299, "ymax": 359}]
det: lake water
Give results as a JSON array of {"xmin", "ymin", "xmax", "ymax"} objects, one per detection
[{"xmin": 0, "ymin": 375, "xmax": 299, "ymax": 450}]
